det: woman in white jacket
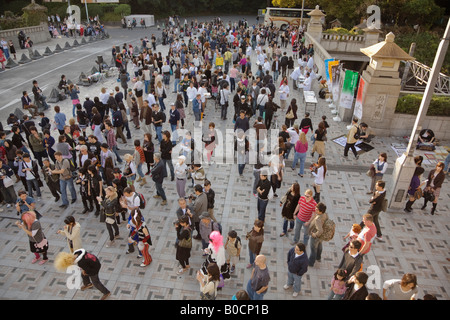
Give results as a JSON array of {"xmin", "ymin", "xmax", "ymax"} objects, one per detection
[{"xmin": 311, "ymin": 156, "xmax": 327, "ymax": 203}]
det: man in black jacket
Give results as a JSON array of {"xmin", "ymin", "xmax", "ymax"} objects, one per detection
[
  {"xmin": 284, "ymin": 242, "xmax": 309, "ymax": 297},
  {"xmin": 204, "ymin": 180, "xmax": 217, "ymax": 222},
  {"xmin": 151, "ymin": 153, "xmax": 167, "ymax": 205},
  {"xmin": 74, "ymin": 249, "xmax": 111, "ymax": 300}
]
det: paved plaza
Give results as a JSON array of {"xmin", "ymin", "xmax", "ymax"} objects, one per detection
[{"xmin": 0, "ymin": 18, "xmax": 449, "ymax": 300}]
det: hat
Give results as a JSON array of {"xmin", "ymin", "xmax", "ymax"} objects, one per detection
[
  {"xmin": 85, "ymin": 95, "xmax": 90, "ymax": 99},
  {"xmin": 113, "ymin": 168, "xmax": 122, "ymax": 174},
  {"xmin": 199, "ymin": 212, "xmax": 211, "ymax": 220},
  {"xmin": 241, "ymin": 95, "xmax": 246, "ymax": 99},
  {"xmin": 42, "ymin": 158, "xmax": 50, "ymax": 162}
]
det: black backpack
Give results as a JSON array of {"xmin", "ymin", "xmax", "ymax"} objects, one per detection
[{"xmin": 354, "ymin": 126, "xmax": 361, "ymax": 140}]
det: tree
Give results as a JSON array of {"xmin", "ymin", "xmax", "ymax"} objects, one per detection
[{"xmin": 272, "ymin": 0, "xmax": 303, "ymax": 8}]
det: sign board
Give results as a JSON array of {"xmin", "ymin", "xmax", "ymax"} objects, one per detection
[
  {"xmin": 339, "ymin": 70, "xmax": 359, "ymax": 109},
  {"xmin": 353, "ymin": 77, "xmax": 365, "ymax": 119}
]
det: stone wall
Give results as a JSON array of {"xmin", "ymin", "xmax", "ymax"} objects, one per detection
[
  {"xmin": 388, "ymin": 113, "xmax": 450, "ymax": 140},
  {"xmin": 0, "ymin": 22, "xmax": 50, "ymax": 50},
  {"xmin": 304, "ymin": 32, "xmax": 333, "ymax": 78}
]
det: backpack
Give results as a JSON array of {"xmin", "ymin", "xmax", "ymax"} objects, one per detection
[
  {"xmin": 134, "ymin": 192, "xmax": 146, "ymax": 209},
  {"xmin": 211, "ymin": 221, "xmax": 222, "ymax": 235},
  {"xmin": 318, "ymin": 218, "xmax": 335, "ymax": 241},
  {"xmin": 353, "ymin": 126, "xmax": 361, "ymax": 140}
]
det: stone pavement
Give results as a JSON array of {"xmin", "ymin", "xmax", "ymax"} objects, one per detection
[{"xmin": 0, "ymin": 21, "xmax": 449, "ymax": 301}]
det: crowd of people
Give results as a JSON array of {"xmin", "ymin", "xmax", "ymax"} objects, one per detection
[{"xmin": 2, "ymin": 15, "xmax": 445, "ymax": 301}]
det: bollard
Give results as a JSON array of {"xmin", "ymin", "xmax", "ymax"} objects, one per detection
[
  {"xmin": 73, "ymin": 39, "xmax": 80, "ymax": 47},
  {"xmin": 18, "ymin": 53, "xmax": 32, "ymax": 64},
  {"xmin": 43, "ymin": 47, "xmax": 54, "ymax": 56},
  {"xmin": 64, "ymin": 41, "xmax": 72, "ymax": 50},
  {"xmin": 54, "ymin": 44, "xmax": 63, "ymax": 53},
  {"xmin": 5, "ymin": 57, "xmax": 19, "ymax": 68},
  {"xmin": 47, "ymin": 88, "xmax": 60, "ymax": 103},
  {"xmin": 31, "ymin": 50, "xmax": 43, "ymax": 60}
]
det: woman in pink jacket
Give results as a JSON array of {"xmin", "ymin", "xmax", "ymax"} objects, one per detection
[{"xmin": 291, "ymin": 132, "xmax": 308, "ymax": 177}]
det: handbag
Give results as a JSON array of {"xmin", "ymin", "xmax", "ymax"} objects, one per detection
[
  {"xmin": 105, "ymin": 216, "xmax": 115, "ymax": 224},
  {"xmin": 286, "ymin": 109, "xmax": 294, "ymax": 119},
  {"xmin": 423, "ymin": 188, "xmax": 435, "ymax": 202},
  {"xmin": 3, "ymin": 176, "xmax": 14, "ymax": 188},
  {"xmin": 413, "ymin": 188, "xmax": 423, "ymax": 200},
  {"xmin": 366, "ymin": 165, "xmax": 375, "ymax": 178},
  {"xmin": 32, "ymin": 236, "xmax": 48, "ymax": 252}
]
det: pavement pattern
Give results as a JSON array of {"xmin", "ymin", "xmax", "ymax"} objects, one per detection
[{"xmin": 0, "ymin": 18, "xmax": 449, "ymax": 300}]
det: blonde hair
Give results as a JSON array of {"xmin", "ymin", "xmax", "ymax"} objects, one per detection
[
  {"xmin": 124, "ymin": 153, "xmax": 133, "ymax": 162},
  {"xmin": 299, "ymin": 132, "xmax": 307, "ymax": 144},
  {"xmin": 54, "ymin": 252, "xmax": 75, "ymax": 272}
]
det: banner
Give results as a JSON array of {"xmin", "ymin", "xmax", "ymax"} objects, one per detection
[
  {"xmin": 324, "ymin": 58, "xmax": 335, "ymax": 85},
  {"xmin": 331, "ymin": 64, "xmax": 341, "ymax": 103},
  {"xmin": 353, "ymin": 77, "xmax": 365, "ymax": 119},
  {"xmin": 328, "ymin": 60, "xmax": 339, "ymax": 84},
  {"xmin": 339, "ymin": 70, "xmax": 359, "ymax": 109}
]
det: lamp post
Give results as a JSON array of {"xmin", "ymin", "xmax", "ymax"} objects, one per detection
[
  {"xmin": 389, "ymin": 18, "xmax": 450, "ymax": 209},
  {"xmin": 300, "ymin": 0, "xmax": 305, "ymax": 30}
]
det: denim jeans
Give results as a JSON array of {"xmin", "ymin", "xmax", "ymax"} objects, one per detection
[
  {"xmin": 112, "ymin": 145, "xmax": 122, "ymax": 163},
  {"xmin": 248, "ymin": 247, "xmax": 257, "ymax": 266},
  {"xmin": 444, "ymin": 153, "xmax": 450, "ymax": 172},
  {"xmin": 309, "ymin": 236, "xmax": 323, "ymax": 266},
  {"xmin": 327, "ymin": 291, "xmax": 344, "ymax": 300},
  {"xmin": 60, "ymin": 177, "xmax": 77, "ymax": 205},
  {"xmin": 173, "ymin": 79, "xmax": 180, "ymax": 93},
  {"xmin": 282, "ymin": 219, "xmax": 295, "ymax": 234},
  {"xmin": 258, "ymin": 105, "xmax": 265, "ymax": 118},
  {"xmin": 292, "ymin": 152, "xmax": 307, "ymax": 175},
  {"xmin": 144, "ymin": 80, "xmax": 150, "ymax": 94},
  {"xmin": 26, "ymin": 179, "xmax": 41, "ymax": 198},
  {"xmin": 162, "ymin": 159, "xmax": 174, "ymax": 179},
  {"xmin": 287, "ymin": 271, "xmax": 303, "ymax": 293},
  {"xmin": 155, "ymin": 125, "xmax": 162, "ymax": 142},
  {"xmin": 257, "ymin": 197, "xmax": 269, "ymax": 222},
  {"xmin": 137, "ymin": 163, "xmax": 145, "ymax": 178},
  {"xmin": 158, "ymin": 97, "xmax": 166, "ymax": 111},
  {"xmin": 238, "ymin": 164, "xmax": 245, "ymax": 175},
  {"xmin": 155, "ymin": 182, "xmax": 166, "ymax": 201},
  {"xmin": 246, "ymin": 279, "xmax": 266, "ymax": 300},
  {"xmin": 293, "ymin": 217, "xmax": 310, "ymax": 245}
]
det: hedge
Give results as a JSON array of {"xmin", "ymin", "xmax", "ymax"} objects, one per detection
[{"xmin": 396, "ymin": 94, "xmax": 450, "ymax": 117}]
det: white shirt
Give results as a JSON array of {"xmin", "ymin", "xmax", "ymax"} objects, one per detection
[
  {"xmin": 307, "ymin": 56, "xmax": 314, "ymax": 69},
  {"xmin": 186, "ymin": 86, "xmax": 198, "ymax": 100},
  {"xmin": 198, "ymin": 87, "xmax": 208, "ymax": 103},
  {"xmin": 312, "ymin": 166, "xmax": 325, "ymax": 185},
  {"xmin": 147, "ymin": 93, "xmax": 156, "ymax": 105},
  {"xmin": 279, "ymin": 84, "xmax": 290, "ymax": 100},
  {"xmin": 299, "ymin": 76, "xmax": 311, "ymax": 91}
]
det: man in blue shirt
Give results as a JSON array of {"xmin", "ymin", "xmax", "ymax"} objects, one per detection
[{"xmin": 284, "ymin": 242, "xmax": 309, "ymax": 297}]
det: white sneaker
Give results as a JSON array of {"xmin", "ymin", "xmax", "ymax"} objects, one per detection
[
  {"xmin": 283, "ymin": 284, "xmax": 292, "ymax": 290},
  {"xmin": 6, "ymin": 204, "xmax": 11, "ymax": 208},
  {"xmin": 293, "ymin": 292, "xmax": 299, "ymax": 297}
]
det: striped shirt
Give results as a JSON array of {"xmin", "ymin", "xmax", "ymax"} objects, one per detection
[{"xmin": 296, "ymin": 196, "xmax": 317, "ymax": 222}]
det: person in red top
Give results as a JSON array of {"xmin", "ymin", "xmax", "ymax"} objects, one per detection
[
  {"xmin": 134, "ymin": 139, "xmax": 147, "ymax": 186},
  {"xmin": 292, "ymin": 189, "xmax": 317, "ymax": 246},
  {"xmin": 357, "ymin": 214, "xmax": 377, "ymax": 256}
]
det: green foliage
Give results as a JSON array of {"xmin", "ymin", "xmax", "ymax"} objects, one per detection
[
  {"xmin": 114, "ymin": 4, "xmax": 132, "ymax": 17},
  {"xmin": 396, "ymin": 94, "xmax": 450, "ymax": 117},
  {"xmin": 323, "ymin": 27, "xmax": 364, "ymax": 35},
  {"xmin": 0, "ymin": 16, "xmax": 26, "ymax": 30},
  {"xmin": 394, "ymin": 28, "xmax": 450, "ymax": 75}
]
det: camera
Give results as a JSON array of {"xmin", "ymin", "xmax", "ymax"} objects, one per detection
[{"xmin": 188, "ymin": 194, "xmax": 196, "ymax": 201}]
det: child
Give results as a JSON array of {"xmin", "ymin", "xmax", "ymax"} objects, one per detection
[
  {"xmin": 328, "ymin": 269, "xmax": 347, "ymax": 300},
  {"xmin": 342, "ymin": 224, "xmax": 362, "ymax": 252},
  {"xmin": 225, "ymin": 230, "xmax": 241, "ymax": 273}
]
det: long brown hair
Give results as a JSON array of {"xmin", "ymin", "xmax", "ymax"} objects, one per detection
[{"xmin": 318, "ymin": 157, "xmax": 327, "ymax": 177}]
